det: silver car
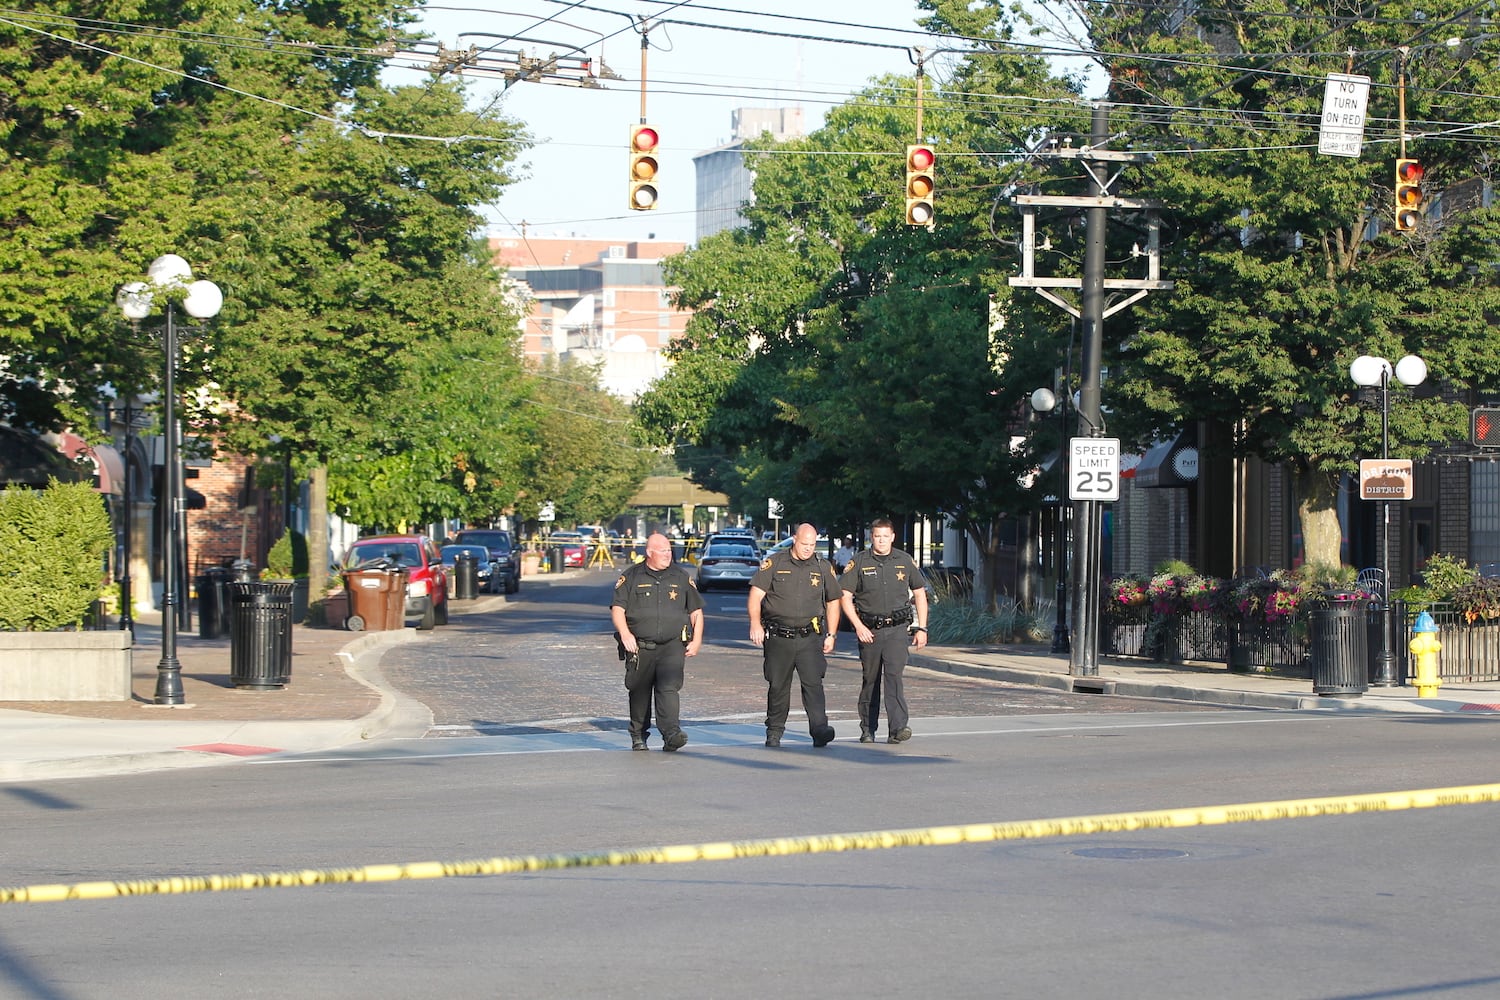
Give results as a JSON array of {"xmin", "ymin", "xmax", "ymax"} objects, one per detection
[{"xmin": 694, "ymin": 540, "xmax": 762, "ymax": 591}]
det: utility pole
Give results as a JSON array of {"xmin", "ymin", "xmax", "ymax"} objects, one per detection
[{"xmin": 1009, "ymin": 104, "xmax": 1173, "ymax": 674}]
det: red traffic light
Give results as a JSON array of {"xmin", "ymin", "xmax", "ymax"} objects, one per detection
[
  {"xmin": 905, "ymin": 144, "xmax": 935, "ymax": 227},
  {"xmin": 1395, "ymin": 158, "xmax": 1424, "ymax": 231},
  {"xmin": 628, "ymin": 125, "xmax": 660, "ymax": 211}
]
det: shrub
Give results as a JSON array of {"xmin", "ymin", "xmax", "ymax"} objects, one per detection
[
  {"xmin": 1451, "ymin": 576, "xmax": 1500, "ymax": 623},
  {"xmin": 1393, "ymin": 553, "xmax": 1478, "ymax": 611},
  {"xmin": 0, "ymin": 478, "xmax": 113, "ymax": 631},
  {"xmin": 263, "ymin": 528, "xmax": 309, "ymax": 579}
]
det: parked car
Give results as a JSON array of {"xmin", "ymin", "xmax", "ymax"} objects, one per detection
[
  {"xmin": 549, "ymin": 531, "xmax": 588, "ymax": 568},
  {"xmin": 439, "ymin": 544, "xmax": 501, "ymax": 594},
  {"xmin": 342, "ymin": 534, "xmax": 449, "ymax": 629},
  {"xmin": 695, "ymin": 539, "xmax": 763, "ymax": 591},
  {"xmin": 453, "ymin": 529, "xmax": 521, "ymax": 594}
]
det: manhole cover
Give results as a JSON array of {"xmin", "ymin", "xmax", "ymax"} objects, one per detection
[{"xmin": 1070, "ymin": 847, "xmax": 1190, "ymax": 861}]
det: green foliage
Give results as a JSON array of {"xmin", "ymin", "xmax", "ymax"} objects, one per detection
[
  {"xmin": 927, "ymin": 596, "xmax": 1050, "ymax": 645},
  {"xmin": 264, "ymin": 529, "xmax": 309, "ymax": 579},
  {"xmin": 1452, "ymin": 577, "xmax": 1500, "ymax": 623},
  {"xmin": 1079, "ymin": 0, "xmax": 1500, "ymax": 566},
  {"xmin": 1394, "ymin": 553, "xmax": 1478, "ymax": 610},
  {"xmin": 0, "ymin": 480, "xmax": 113, "ymax": 631}
]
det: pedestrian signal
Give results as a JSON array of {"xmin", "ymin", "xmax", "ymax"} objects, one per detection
[
  {"xmin": 905, "ymin": 144, "xmax": 935, "ymax": 227},
  {"xmin": 1473, "ymin": 407, "xmax": 1500, "ymax": 448},
  {"xmin": 1394, "ymin": 158, "xmax": 1424, "ymax": 232},
  {"xmin": 629, "ymin": 125, "xmax": 659, "ymax": 211}
]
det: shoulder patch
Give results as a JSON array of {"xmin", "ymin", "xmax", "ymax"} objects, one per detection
[
  {"xmin": 760, "ymin": 558, "xmax": 773, "ymax": 571},
  {"xmin": 614, "ymin": 575, "xmax": 625, "ymax": 589}
]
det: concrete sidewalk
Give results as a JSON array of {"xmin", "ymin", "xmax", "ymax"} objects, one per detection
[{"xmin": 3, "ymin": 580, "xmax": 1499, "ymax": 783}]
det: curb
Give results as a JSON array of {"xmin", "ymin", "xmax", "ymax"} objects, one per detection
[{"xmin": 906, "ymin": 651, "xmax": 1473, "ymax": 714}]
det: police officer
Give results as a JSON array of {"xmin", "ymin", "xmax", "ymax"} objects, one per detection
[
  {"xmin": 611, "ymin": 533, "xmax": 704, "ymax": 752},
  {"xmin": 748, "ymin": 522, "xmax": 842, "ymax": 748},
  {"xmin": 839, "ymin": 517, "xmax": 927, "ymax": 744}
]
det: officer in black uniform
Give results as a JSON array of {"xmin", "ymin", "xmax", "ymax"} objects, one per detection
[
  {"xmin": 611, "ymin": 532, "xmax": 704, "ymax": 752},
  {"xmin": 748, "ymin": 522, "xmax": 842, "ymax": 748},
  {"xmin": 839, "ymin": 517, "xmax": 927, "ymax": 744}
]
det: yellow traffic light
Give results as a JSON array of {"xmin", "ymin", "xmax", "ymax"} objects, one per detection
[
  {"xmin": 905, "ymin": 144, "xmax": 935, "ymax": 227},
  {"xmin": 1394, "ymin": 158, "xmax": 1424, "ymax": 232},
  {"xmin": 628, "ymin": 125, "xmax": 660, "ymax": 211}
]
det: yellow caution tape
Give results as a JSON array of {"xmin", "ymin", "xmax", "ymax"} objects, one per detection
[{"xmin": 5, "ymin": 781, "xmax": 1499, "ymax": 904}]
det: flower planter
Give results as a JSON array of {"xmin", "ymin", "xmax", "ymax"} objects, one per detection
[{"xmin": 0, "ymin": 631, "xmax": 133, "ymax": 701}]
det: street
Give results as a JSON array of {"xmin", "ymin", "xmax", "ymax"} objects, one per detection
[
  {"xmin": 3, "ymin": 575, "xmax": 1500, "ymax": 999},
  {"xmin": 377, "ymin": 573, "xmax": 1216, "ymax": 739}
]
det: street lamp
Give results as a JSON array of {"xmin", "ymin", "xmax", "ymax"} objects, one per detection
[
  {"xmin": 1030, "ymin": 387, "xmax": 1071, "ymax": 654},
  {"xmin": 117, "ymin": 255, "xmax": 223, "ymax": 706},
  {"xmin": 1349, "ymin": 352, "xmax": 1427, "ymax": 688}
]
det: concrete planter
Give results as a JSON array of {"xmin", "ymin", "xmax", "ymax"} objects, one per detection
[{"xmin": 0, "ymin": 631, "xmax": 133, "ymax": 701}]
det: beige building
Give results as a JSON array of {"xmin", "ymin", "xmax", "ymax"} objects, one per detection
[{"xmin": 490, "ymin": 236, "xmax": 690, "ymax": 400}]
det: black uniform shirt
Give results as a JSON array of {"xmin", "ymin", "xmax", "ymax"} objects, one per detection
[
  {"xmin": 841, "ymin": 547, "xmax": 925, "ymax": 619},
  {"xmin": 612, "ymin": 562, "xmax": 702, "ymax": 642},
  {"xmin": 751, "ymin": 549, "xmax": 842, "ymax": 626}
]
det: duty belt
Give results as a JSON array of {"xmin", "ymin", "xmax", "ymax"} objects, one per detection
[
  {"xmin": 867, "ymin": 607, "xmax": 914, "ymax": 630},
  {"xmin": 766, "ymin": 621, "xmax": 820, "ymax": 639}
]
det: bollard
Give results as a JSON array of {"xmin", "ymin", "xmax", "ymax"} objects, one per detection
[{"xmin": 1409, "ymin": 611, "xmax": 1442, "ymax": 698}]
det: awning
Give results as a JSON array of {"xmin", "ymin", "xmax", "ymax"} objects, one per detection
[
  {"xmin": 57, "ymin": 433, "xmax": 125, "ymax": 495},
  {"xmin": 0, "ymin": 426, "xmax": 89, "ymax": 487},
  {"xmin": 1133, "ymin": 428, "xmax": 1199, "ymax": 489}
]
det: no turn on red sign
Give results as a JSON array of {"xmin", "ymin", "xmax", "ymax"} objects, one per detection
[{"xmin": 1070, "ymin": 438, "xmax": 1121, "ymax": 502}]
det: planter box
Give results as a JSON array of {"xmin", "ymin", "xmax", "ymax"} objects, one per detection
[{"xmin": 0, "ymin": 631, "xmax": 133, "ymax": 701}]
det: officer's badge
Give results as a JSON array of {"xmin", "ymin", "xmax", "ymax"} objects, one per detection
[
  {"xmin": 760, "ymin": 558, "xmax": 773, "ymax": 570},
  {"xmin": 810, "ymin": 572, "xmax": 821, "ymax": 587},
  {"xmin": 668, "ymin": 585, "xmax": 679, "ymax": 601},
  {"xmin": 896, "ymin": 567, "xmax": 906, "ymax": 581},
  {"xmin": 614, "ymin": 575, "xmax": 625, "ymax": 589}
]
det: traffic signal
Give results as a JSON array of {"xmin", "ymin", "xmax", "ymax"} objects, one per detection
[
  {"xmin": 1473, "ymin": 406, "xmax": 1500, "ymax": 447},
  {"xmin": 905, "ymin": 144, "xmax": 935, "ymax": 226},
  {"xmin": 1395, "ymin": 158, "xmax": 1424, "ymax": 231},
  {"xmin": 628, "ymin": 125, "xmax": 659, "ymax": 211}
]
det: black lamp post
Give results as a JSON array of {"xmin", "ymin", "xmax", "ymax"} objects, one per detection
[
  {"xmin": 1030, "ymin": 387, "xmax": 1071, "ymax": 654},
  {"xmin": 1349, "ymin": 352, "xmax": 1427, "ymax": 688},
  {"xmin": 117, "ymin": 256, "xmax": 223, "ymax": 706}
]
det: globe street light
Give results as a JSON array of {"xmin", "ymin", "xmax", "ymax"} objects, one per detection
[
  {"xmin": 1349, "ymin": 352, "xmax": 1427, "ymax": 688},
  {"xmin": 1030, "ymin": 387, "xmax": 1071, "ymax": 654},
  {"xmin": 117, "ymin": 256, "xmax": 223, "ymax": 705}
]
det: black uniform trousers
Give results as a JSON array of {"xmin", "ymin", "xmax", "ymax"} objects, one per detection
[
  {"xmin": 626, "ymin": 640, "xmax": 685, "ymax": 741},
  {"xmin": 762, "ymin": 632, "xmax": 829, "ymax": 737},
  {"xmin": 857, "ymin": 624, "xmax": 911, "ymax": 734}
]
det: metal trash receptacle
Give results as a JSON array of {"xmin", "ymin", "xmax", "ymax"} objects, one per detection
[
  {"xmin": 453, "ymin": 552, "xmax": 478, "ymax": 600},
  {"xmin": 343, "ymin": 567, "xmax": 408, "ymax": 631},
  {"xmin": 197, "ymin": 567, "xmax": 233, "ymax": 640},
  {"xmin": 229, "ymin": 581, "xmax": 294, "ymax": 689},
  {"xmin": 549, "ymin": 547, "xmax": 564, "ymax": 573},
  {"xmin": 1309, "ymin": 600, "xmax": 1369, "ymax": 697}
]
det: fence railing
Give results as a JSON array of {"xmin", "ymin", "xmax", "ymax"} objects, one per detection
[{"xmin": 1101, "ymin": 601, "xmax": 1500, "ymax": 682}]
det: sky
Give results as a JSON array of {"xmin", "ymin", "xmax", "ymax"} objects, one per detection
[{"xmin": 385, "ymin": 1, "xmax": 1044, "ymax": 245}]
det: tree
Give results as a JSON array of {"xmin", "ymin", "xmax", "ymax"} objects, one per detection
[
  {"xmin": 641, "ymin": 40, "xmax": 1086, "ymax": 608},
  {"xmin": 1063, "ymin": 0, "xmax": 1500, "ymax": 567}
]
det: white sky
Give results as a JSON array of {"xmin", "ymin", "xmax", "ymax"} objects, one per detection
[{"xmin": 389, "ymin": 2, "xmax": 964, "ymax": 244}]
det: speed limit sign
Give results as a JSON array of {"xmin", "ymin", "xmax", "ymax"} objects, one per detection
[{"xmin": 1069, "ymin": 438, "xmax": 1121, "ymax": 501}]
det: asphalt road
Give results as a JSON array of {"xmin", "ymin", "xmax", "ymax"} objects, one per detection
[
  {"xmin": 4, "ymin": 575, "xmax": 1500, "ymax": 999},
  {"xmin": 377, "ymin": 573, "xmax": 1218, "ymax": 739}
]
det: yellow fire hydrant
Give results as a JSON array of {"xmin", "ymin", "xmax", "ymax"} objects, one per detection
[{"xmin": 1409, "ymin": 611, "xmax": 1442, "ymax": 698}]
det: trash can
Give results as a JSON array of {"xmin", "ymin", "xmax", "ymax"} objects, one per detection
[
  {"xmin": 343, "ymin": 567, "xmax": 409, "ymax": 631},
  {"xmin": 229, "ymin": 581, "xmax": 294, "ymax": 689},
  {"xmin": 1309, "ymin": 600, "xmax": 1369, "ymax": 697},
  {"xmin": 197, "ymin": 567, "xmax": 233, "ymax": 640},
  {"xmin": 549, "ymin": 546, "xmax": 565, "ymax": 573},
  {"xmin": 453, "ymin": 551, "xmax": 478, "ymax": 600}
]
